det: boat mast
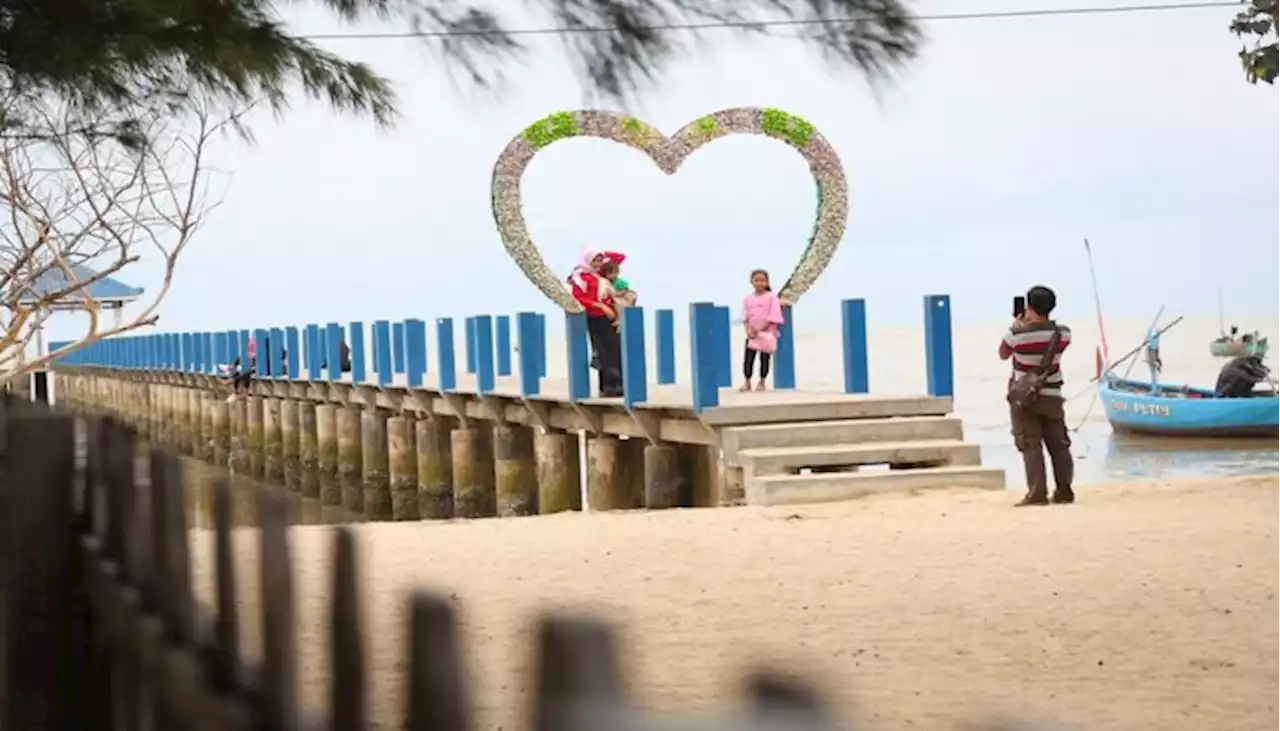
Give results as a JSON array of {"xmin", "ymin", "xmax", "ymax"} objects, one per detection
[{"xmin": 1083, "ymin": 238, "xmax": 1111, "ymax": 369}]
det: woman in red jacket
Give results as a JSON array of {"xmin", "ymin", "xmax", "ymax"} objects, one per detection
[{"xmin": 568, "ymin": 248, "xmax": 626, "ymax": 397}]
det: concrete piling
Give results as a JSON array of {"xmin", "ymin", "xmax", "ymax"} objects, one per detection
[
  {"xmin": 337, "ymin": 405, "xmax": 363, "ymax": 512},
  {"xmin": 174, "ymin": 389, "xmax": 190, "ymax": 455},
  {"xmin": 361, "ymin": 408, "xmax": 392, "ymax": 520},
  {"xmin": 451, "ymin": 425, "xmax": 495, "ymax": 518},
  {"xmin": 281, "ymin": 398, "xmax": 300, "ymax": 491},
  {"xmin": 263, "ymin": 397, "xmax": 283, "ymax": 485},
  {"xmin": 187, "ymin": 390, "xmax": 203, "ymax": 457},
  {"xmin": 316, "ymin": 403, "xmax": 340, "ymax": 505},
  {"xmin": 211, "ymin": 398, "xmax": 230, "ymax": 466},
  {"xmin": 229, "ymin": 396, "xmax": 248, "ymax": 473},
  {"xmin": 643, "ymin": 443, "xmax": 681, "ymax": 509},
  {"xmin": 298, "ymin": 401, "xmax": 319, "ymax": 498},
  {"xmin": 587, "ymin": 435, "xmax": 629, "ymax": 511},
  {"xmin": 247, "ymin": 395, "xmax": 265, "ymax": 478},
  {"xmin": 387, "ymin": 415, "xmax": 419, "ymax": 521},
  {"xmin": 201, "ymin": 395, "xmax": 216, "ymax": 462},
  {"xmin": 494, "ymin": 423, "xmax": 537, "ymax": 517},
  {"xmin": 535, "ymin": 429, "xmax": 581, "ymax": 514},
  {"xmin": 415, "ymin": 417, "xmax": 454, "ymax": 519}
]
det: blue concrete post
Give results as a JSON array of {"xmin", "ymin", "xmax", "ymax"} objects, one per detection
[
  {"xmin": 495, "ymin": 315, "xmax": 512, "ymax": 377},
  {"xmin": 373, "ymin": 320, "xmax": 393, "ymax": 386},
  {"xmin": 436, "ymin": 319, "xmax": 457, "ymax": 391},
  {"xmin": 213, "ymin": 332, "xmax": 227, "ymax": 371},
  {"xmin": 392, "ymin": 322, "xmax": 406, "ymax": 375},
  {"xmin": 465, "ymin": 316, "xmax": 477, "ymax": 374},
  {"xmin": 841, "ymin": 298, "xmax": 869, "ymax": 394},
  {"xmin": 348, "ymin": 321, "xmax": 366, "ymax": 383},
  {"xmin": 620, "ymin": 307, "xmax": 648, "ymax": 408},
  {"xmin": 565, "ymin": 312, "xmax": 590, "ymax": 401},
  {"xmin": 689, "ymin": 303, "xmax": 719, "ymax": 413},
  {"xmin": 285, "ymin": 326, "xmax": 300, "ymax": 377},
  {"xmin": 305, "ymin": 325, "xmax": 322, "ymax": 380},
  {"xmin": 269, "ymin": 327, "xmax": 285, "ymax": 377},
  {"xmin": 655, "ymin": 309, "xmax": 676, "ymax": 385},
  {"xmin": 325, "ymin": 323, "xmax": 343, "ymax": 382},
  {"xmin": 773, "ymin": 305, "xmax": 796, "ymax": 390},
  {"xmin": 203, "ymin": 332, "xmax": 216, "ymax": 373},
  {"xmin": 238, "ymin": 330, "xmax": 250, "ymax": 372},
  {"xmin": 474, "ymin": 315, "xmax": 496, "ymax": 394},
  {"xmin": 252, "ymin": 329, "xmax": 269, "ymax": 375},
  {"xmin": 712, "ymin": 305, "xmax": 732, "ymax": 388},
  {"xmin": 516, "ymin": 312, "xmax": 541, "ymax": 397},
  {"xmin": 404, "ymin": 319, "xmax": 427, "ymax": 388},
  {"xmin": 924, "ymin": 294, "xmax": 954, "ymax": 398},
  {"xmin": 534, "ymin": 313, "xmax": 547, "ymax": 378}
]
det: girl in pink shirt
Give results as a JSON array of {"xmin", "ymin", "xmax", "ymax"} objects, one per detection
[{"xmin": 740, "ymin": 269, "xmax": 785, "ymax": 391}]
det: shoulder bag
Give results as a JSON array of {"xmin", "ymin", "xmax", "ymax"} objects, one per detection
[{"xmin": 1007, "ymin": 327, "xmax": 1062, "ymax": 409}]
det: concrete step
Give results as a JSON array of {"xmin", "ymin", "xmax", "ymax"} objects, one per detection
[
  {"xmin": 745, "ymin": 465, "xmax": 1007, "ymax": 507},
  {"xmin": 720, "ymin": 416, "xmax": 965, "ymax": 466},
  {"xmin": 739, "ymin": 439, "xmax": 981, "ymax": 479}
]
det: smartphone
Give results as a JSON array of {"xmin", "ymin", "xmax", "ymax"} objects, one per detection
[{"xmin": 1013, "ymin": 296, "xmax": 1026, "ymax": 318}]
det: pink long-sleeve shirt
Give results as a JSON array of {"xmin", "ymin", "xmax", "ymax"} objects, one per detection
[{"xmin": 742, "ymin": 291, "xmax": 785, "ymax": 353}]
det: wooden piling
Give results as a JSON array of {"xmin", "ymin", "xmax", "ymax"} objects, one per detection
[
  {"xmin": 494, "ymin": 423, "xmax": 537, "ymax": 517},
  {"xmin": 263, "ymin": 397, "xmax": 283, "ymax": 484},
  {"xmin": 451, "ymin": 425, "xmax": 495, "ymax": 518},
  {"xmin": 387, "ymin": 415, "xmax": 418, "ymax": 521},
  {"xmin": 587, "ymin": 435, "xmax": 631, "ymax": 511},
  {"xmin": 535, "ymin": 429, "xmax": 581, "ymax": 514},
  {"xmin": 247, "ymin": 395, "xmax": 265, "ymax": 478},
  {"xmin": 361, "ymin": 408, "xmax": 391, "ymax": 520},
  {"xmin": 298, "ymin": 401, "xmax": 319, "ymax": 498},
  {"xmin": 280, "ymin": 398, "xmax": 300, "ymax": 491},
  {"xmin": 415, "ymin": 416, "xmax": 454, "ymax": 519},
  {"xmin": 211, "ymin": 398, "xmax": 230, "ymax": 467},
  {"xmin": 337, "ymin": 405, "xmax": 363, "ymax": 512},
  {"xmin": 316, "ymin": 403, "xmax": 340, "ymax": 505},
  {"xmin": 643, "ymin": 443, "xmax": 681, "ymax": 509}
]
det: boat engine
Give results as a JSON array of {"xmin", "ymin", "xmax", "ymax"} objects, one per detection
[{"xmin": 1214, "ymin": 355, "xmax": 1272, "ymax": 398}]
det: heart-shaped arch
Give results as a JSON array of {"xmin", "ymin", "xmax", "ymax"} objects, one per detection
[{"xmin": 490, "ymin": 107, "xmax": 849, "ymax": 312}]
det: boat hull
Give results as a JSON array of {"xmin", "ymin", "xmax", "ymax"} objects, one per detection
[
  {"xmin": 1100, "ymin": 379, "xmax": 1279, "ymax": 438},
  {"xmin": 1209, "ymin": 339, "xmax": 1269, "ymax": 358}
]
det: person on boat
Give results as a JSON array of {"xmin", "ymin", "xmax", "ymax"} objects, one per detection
[
  {"xmin": 1143, "ymin": 331, "xmax": 1162, "ymax": 385},
  {"xmin": 999, "ymin": 285, "xmax": 1074, "ymax": 507},
  {"xmin": 1214, "ymin": 355, "xmax": 1271, "ymax": 398},
  {"xmin": 568, "ymin": 248, "xmax": 625, "ymax": 397}
]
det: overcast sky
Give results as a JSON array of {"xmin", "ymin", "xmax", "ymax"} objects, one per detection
[{"xmin": 47, "ymin": 0, "xmax": 1280, "ymax": 343}]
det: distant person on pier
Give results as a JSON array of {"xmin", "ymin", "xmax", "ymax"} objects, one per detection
[
  {"xmin": 740, "ymin": 268, "xmax": 784, "ymax": 392},
  {"xmin": 569, "ymin": 248, "xmax": 625, "ymax": 397},
  {"xmin": 999, "ymin": 285, "xmax": 1074, "ymax": 507}
]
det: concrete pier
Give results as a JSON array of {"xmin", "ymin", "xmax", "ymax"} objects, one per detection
[
  {"xmin": 187, "ymin": 390, "xmax": 203, "ymax": 457},
  {"xmin": 387, "ymin": 415, "xmax": 418, "ymax": 521},
  {"xmin": 494, "ymin": 424, "xmax": 537, "ymax": 517},
  {"xmin": 337, "ymin": 405, "xmax": 363, "ymax": 512},
  {"xmin": 587, "ymin": 435, "xmax": 629, "ymax": 511},
  {"xmin": 247, "ymin": 395, "xmax": 265, "ymax": 478},
  {"xmin": 229, "ymin": 397, "xmax": 248, "ymax": 473},
  {"xmin": 643, "ymin": 443, "xmax": 680, "ymax": 509},
  {"xmin": 263, "ymin": 397, "xmax": 283, "ymax": 485},
  {"xmin": 451, "ymin": 425, "xmax": 494, "ymax": 518},
  {"xmin": 280, "ymin": 398, "xmax": 300, "ymax": 491},
  {"xmin": 200, "ymin": 395, "xmax": 216, "ymax": 462},
  {"xmin": 415, "ymin": 417, "xmax": 454, "ymax": 519},
  {"xmin": 298, "ymin": 401, "xmax": 319, "ymax": 498},
  {"xmin": 174, "ymin": 389, "xmax": 191, "ymax": 455},
  {"xmin": 361, "ymin": 408, "xmax": 392, "ymax": 519},
  {"xmin": 534, "ymin": 430, "xmax": 581, "ymax": 514},
  {"xmin": 211, "ymin": 398, "xmax": 230, "ymax": 466},
  {"xmin": 316, "ymin": 403, "xmax": 340, "ymax": 505}
]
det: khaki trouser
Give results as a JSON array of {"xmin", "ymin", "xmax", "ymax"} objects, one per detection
[{"xmin": 1009, "ymin": 395, "xmax": 1074, "ymax": 500}]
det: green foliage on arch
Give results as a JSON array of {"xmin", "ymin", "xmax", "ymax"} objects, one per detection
[{"xmin": 522, "ymin": 111, "xmax": 581, "ymax": 149}]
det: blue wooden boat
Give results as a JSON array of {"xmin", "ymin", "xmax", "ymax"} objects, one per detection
[{"xmin": 1099, "ymin": 377, "xmax": 1279, "ymax": 438}]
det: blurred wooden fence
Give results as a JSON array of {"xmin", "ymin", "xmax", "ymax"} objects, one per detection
[{"xmin": 0, "ymin": 392, "xmax": 853, "ymax": 731}]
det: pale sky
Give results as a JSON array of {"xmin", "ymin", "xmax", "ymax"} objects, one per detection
[{"xmin": 46, "ymin": 0, "xmax": 1280, "ymax": 343}]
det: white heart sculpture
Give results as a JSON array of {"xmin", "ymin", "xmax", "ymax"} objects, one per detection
[{"xmin": 490, "ymin": 107, "xmax": 849, "ymax": 312}]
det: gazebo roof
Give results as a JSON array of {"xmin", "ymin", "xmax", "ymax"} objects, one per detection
[{"xmin": 12, "ymin": 264, "xmax": 144, "ymax": 308}]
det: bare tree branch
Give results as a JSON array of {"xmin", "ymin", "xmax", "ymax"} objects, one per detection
[{"xmin": 0, "ymin": 93, "xmax": 239, "ymax": 388}]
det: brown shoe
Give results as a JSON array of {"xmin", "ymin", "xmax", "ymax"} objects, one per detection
[
  {"xmin": 1014, "ymin": 495, "xmax": 1049, "ymax": 507},
  {"xmin": 1051, "ymin": 490, "xmax": 1075, "ymax": 505}
]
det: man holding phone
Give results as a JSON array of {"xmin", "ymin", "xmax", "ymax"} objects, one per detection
[{"xmin": 1000, "ymin": 285, "xmax": 1075, "ymax": 506}]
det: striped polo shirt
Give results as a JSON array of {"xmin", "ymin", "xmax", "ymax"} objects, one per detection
[{"xmin": 1003, "ymin": 321, "xmax": 1072, "ymax": 397}]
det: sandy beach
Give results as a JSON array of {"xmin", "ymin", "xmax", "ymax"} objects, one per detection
[{"xmin": 191, "ymin": 474, "xmax": 1279, "ymax": 731}]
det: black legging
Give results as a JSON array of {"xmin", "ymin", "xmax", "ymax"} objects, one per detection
[
  {"xmin": 744, "ymin": 347, "xmax": 772, "ymax": 380},
  {"xmin": 586, "ymin": 315, "xmax": 623, "ymax": 397}
]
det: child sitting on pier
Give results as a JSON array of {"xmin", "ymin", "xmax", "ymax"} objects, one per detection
[{"xmin": 740, "ymin": 268, "xmax": 785, "ymax": 392}]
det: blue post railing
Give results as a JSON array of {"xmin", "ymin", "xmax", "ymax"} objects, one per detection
[
  {"xmin": 306, "ymin": 324, "xmax": 322, "ymax": 380},
  {"xmin": 924, "ymin": 294, "xmax": 954, "ymax": 398},
  {"xmin": 372, "ymin": 320, "xmax": 393, "ymax": 386},
  {"xmin": 437, "ymin": 318, "xmax": 457, "ymax": 392},
  {"xmin": 773, "ymin": 305, "xmax": 796, "ymax": 390},
  {"xmin": 516, "ymin": 312, "xmax": 542, "ymax": 397},
  {"xmin": 285, "ymin": 326, "xmax": 300, "ymax": 377},
  {"xmin": 404, "ymin": 319, "xmax": 427, "ymax": 388},
  {"xmin": 712, "ymin": 305, "xmax": 732, "ymax": 388},
  {"xmin": 392, "ymin": 321, "xmax": 406, "ymax": 375},
  {"xmin": 325, "ymin": 323, "xmax": 343, "ymax": 382},
  {"xmin": 465, "ymin": 316, "xmax": 478, "ymax": 374},
  {"xmin": 269, "ymin": 327, "xmax": 286, "ymax": 377},
  {"xmin": 689, "ymin": 302, "xmax": 719, "ymax": 413},
  {"xmin": 565, "ymin": 312, "xmax": 590, "ymax": 402},
  {"xmin": 655, "ymin": 309, "xmax": 676, "ymax": 385},
  {"xmin": 348, "ymin": 322, "xmax": 366, "ymax": 383},
  {"xmin": 496, "ymin": 315, "xmax": 512, "ymax": 377},
  {"xmin": 620, "ymin": 307, "xmax": 648, "ymax": 408},
  {"xmin": 474, "ymin": 315, "xmax": 496, "ymax": 394},
  {"xmin": 841, "ymin": 298, "xmax": 869, "ymax": 394}
]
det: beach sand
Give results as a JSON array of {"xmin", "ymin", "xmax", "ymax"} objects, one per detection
[{"xmin": 191, "ymin": 474, "xmax": 1279, "ymax": 731}]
